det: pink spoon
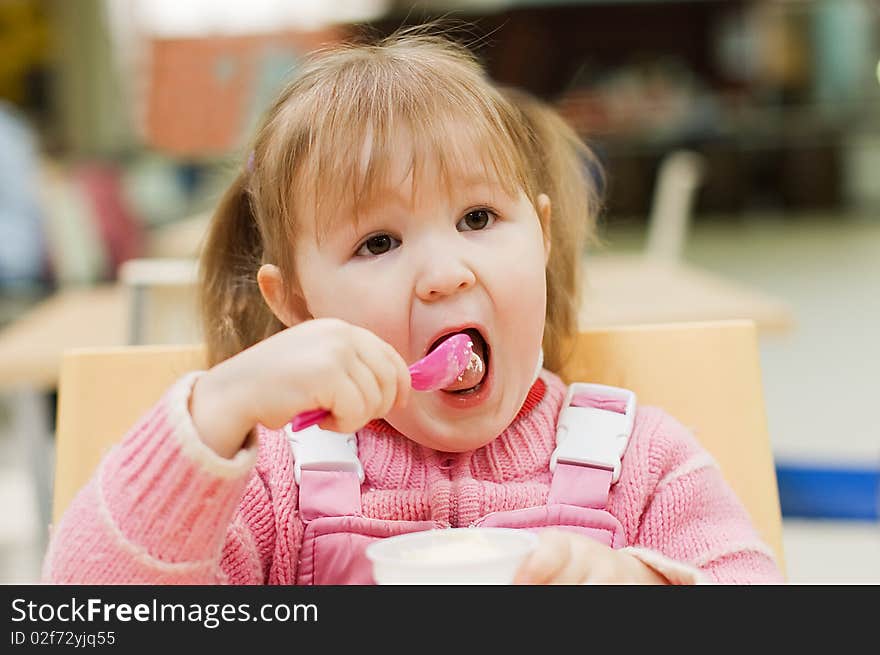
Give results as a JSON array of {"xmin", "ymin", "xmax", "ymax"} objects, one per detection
[{"xmin": 289, "ymin": 333, "xmax": 475, "ymax": 432}]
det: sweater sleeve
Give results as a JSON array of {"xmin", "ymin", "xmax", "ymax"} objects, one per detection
[
  {"xmin": 42, "ymin": 372, "xmax": 271, "ymax": 584},
  {"xmin": 616, "ymin": 408, "xmax": 785, "ymax": 584}
]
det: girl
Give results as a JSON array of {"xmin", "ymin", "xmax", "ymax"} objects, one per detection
[{"xmin": 43, "ymin": 30, "xmax": 783, "ymax": 584}]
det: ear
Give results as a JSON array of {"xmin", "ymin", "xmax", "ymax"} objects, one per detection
[
  {"xmin": 536, "ymin": 193, "xmax": 552, "ymax": 265},
  {"xmin": 257, "ymin": 264, "xmax": 311, "ymax": 327}
]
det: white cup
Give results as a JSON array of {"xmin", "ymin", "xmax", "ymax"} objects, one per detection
[{"xmin": 365, "ymin": 527, "xmax": 539, "ymax": 585}]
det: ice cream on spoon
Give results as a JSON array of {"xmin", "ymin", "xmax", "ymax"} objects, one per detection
[{"xmin": 290, "ymin": 332, "xmax": 483, "ymax": 431}]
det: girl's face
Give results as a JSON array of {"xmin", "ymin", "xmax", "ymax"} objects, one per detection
[{"xmin": 286, "ymin": 136, "xmax": 550, "ymax": 452}]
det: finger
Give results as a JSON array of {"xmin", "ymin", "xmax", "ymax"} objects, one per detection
[
  {"xmin": 579, "ymin": 549, "xmax": 628, "ymax": 585},
  {"xmin": 346, "ymin": 356, "xmax": 385, "ymax": 422},
  {"xmin": 381, "ymin": 340, "xmax": 412, "ymax": 410},
  {"xmin": 580, "ymin": 561, "xmax": 618, "ymax": 585},
  {"xmin": 513, "ymin": 531, "xmax": 568, "ymax": 584},
  {"xmin": 550, "ymin": 538, "xmax": 591, "ymax": 584},
  {"xmin": 317, "ymin": 378, "xmax": 363, "ymax": 433},
  {"xmin": 320, "ymin": 362, "xmax": 377, "ymax": 433},
  {"xmin": 353, "ymin": 346, "xmax": 402, "ymax": 418},
  {"xmin": 348, "ymin": 327, "xmax": 411, "ymax": 410}
]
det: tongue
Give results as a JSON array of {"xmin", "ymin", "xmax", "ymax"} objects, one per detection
[{"xmin": 441, "ymin": 338, "xmax": 486, "ymax": 392}]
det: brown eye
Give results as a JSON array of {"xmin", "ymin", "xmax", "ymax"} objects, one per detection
[
  {"xmin": 458, "ymin": 209, "xmax": 494, "ymax": 231},
  {"xmin": 356, "ymin": 233, "xmax": 399, "ymax": 257}
]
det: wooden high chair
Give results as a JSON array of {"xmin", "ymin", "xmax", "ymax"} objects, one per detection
[{"xmin": 53, "ymin": 320, "xmax": 785, "ymax": 570}]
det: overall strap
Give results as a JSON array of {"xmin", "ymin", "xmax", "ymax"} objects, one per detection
[
  {"xmin": 285, "ymin": 424, "xmax": 363, "ymax": 521},
  {"xmin": 548, "ymin": 383, "xmax": 637, "ymax": 509}
]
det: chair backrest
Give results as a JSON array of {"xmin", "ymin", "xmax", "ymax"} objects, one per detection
[{"xmin": 54, "ymin": 320, "xmax": 784, "ymax": 569}]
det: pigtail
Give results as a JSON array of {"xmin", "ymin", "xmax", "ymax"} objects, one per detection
[
  {"xmin": 500, "ymin": 86, "xmax": 604, "ymax": 373},
  {"xmin": 199, "ymin": 170, "xmax": 285, "ymax": 366}
]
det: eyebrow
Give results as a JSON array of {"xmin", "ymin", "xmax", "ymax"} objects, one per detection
[
  {"xmin": 460, "ymin": 175, "xmax": 503, "ymax": 188},
  {"xmin": 331, "ymin": 165, "xmax": 510, "ymax": 225},
  {"xmin": 349, "ymin": 187, "xmax": 411, "ymax": 221}
]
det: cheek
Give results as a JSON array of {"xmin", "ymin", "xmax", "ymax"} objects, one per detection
[
  {"xmin": 494, "ymin": 233, "xmax": 548, "ymax": 315},
  {"xmin": 501, "ymin": 264, "xmax": 547, "ymax": 345},
  {"xmin": 486, "ymin": 239, "xmax": 547, "ymax": 377},
  {"xmin": 304, "ymin": 265, "xmax": 410, "ymax": 348}
]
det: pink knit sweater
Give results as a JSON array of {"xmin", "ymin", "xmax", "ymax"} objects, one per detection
[{"xmin": 42, "ymin": 369, "xmax": 783, "ymax": 584}]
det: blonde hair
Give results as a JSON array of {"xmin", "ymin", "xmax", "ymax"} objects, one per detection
[
  {"xmin": 497, "ymin": 85, "xmax": 603, "ymax": 371},
  {"xmin": 200, "ymin": 28, "xmax": 602, "ymax": 372}
]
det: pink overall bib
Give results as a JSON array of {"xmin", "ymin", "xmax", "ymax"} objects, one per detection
[{"xmin": 289, "ymin": 382, "xmax": 636, "ymax": 585}]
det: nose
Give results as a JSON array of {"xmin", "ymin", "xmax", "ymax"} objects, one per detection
[{"xmin": 414, "ymin": 249, "xmax": 476, "ymax": 301}]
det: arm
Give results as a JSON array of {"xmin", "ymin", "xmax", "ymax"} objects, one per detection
[
  {"xmin": 42, "ymin": 373, "xmax": 271, "ymax": 584},
  {"xmin": 622, "ymin": 409, "xmax": 784, "ymax": 584}
]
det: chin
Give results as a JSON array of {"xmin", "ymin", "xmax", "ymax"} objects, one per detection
[
  {"xmin": 421, "ymin": 431, "xmax": 498, "ymax": 453},
  {"xmin": 385, "ymin": 368, "xmax": 535, "ymax": 452},
  {"xmin": 387, "ymin": 413, "xmax": 505, "ymax": 453}
]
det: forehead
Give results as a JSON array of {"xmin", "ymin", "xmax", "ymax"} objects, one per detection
[
  {"xmin": 295, "ymin": 117, "xmax": 528, "ymax": 243},
  {"xmin": 362, "ymin": 129, "xmax": 511, "ymax": 203}
]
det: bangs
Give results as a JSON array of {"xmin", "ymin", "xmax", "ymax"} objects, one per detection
[{"xmin": 281, "ymin": 49, "xmax": 533, "ymax": 241}]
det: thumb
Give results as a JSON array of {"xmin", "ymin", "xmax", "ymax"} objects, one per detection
[{"xmin": 513, "ymin": 530, "xmax": 568, "ymax": 584}]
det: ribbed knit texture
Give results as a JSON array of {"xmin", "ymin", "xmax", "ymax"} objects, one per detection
[{"xmin": 43, "ymin": 370, "xmax": 784, "ymax": 585}]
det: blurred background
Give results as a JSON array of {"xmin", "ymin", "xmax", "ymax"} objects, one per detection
[{"xmin": 0, "ymin": 0, "xmax": 878, "ymax": 583}]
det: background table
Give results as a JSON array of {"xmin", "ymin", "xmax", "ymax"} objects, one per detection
[
  {"xmin": 580, "ymin": 254, "xmax": 795, "ymax": 334},
  {"xmin": 0, "ymin": 285, "xmax": 127, "ymax": 392},
  {"xmin": 1, "ymin": 258, "xmax": 795, "ymax": 393}
]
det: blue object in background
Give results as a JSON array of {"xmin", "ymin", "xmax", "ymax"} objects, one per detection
[
  {"xmin": 776, "ymin": 462, "xmax": 880, "ymax": 521},
  {"xmin": 0, "ymin": 101, "xmax": 46, "ymax": 288}
]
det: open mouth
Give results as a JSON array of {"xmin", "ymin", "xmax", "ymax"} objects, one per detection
[{"xmin": 427, "ymin": 328, "xmax": 490, "ymax": 395}]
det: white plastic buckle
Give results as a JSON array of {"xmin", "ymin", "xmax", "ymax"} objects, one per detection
[
  {"xmin": 549, "ymin": 383, "xmax": 637, "ymax": 484},
  {"xmin": 284, "ymin": 423, "xmax": 364, "ymax": 485}
]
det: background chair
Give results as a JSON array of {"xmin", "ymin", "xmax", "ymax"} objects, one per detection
[
  {"xmin": 118, "ymin": 257, "xmax": 199, "ymax": 345},
  {"xmin": 644, "ymin": 149, "xmax": 706, "ymax": 263},
  {"xmin": 53, "ymin": 320, "xmax": 784, "ymax": 570}
]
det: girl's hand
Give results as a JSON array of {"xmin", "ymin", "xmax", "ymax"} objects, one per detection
[
  {"xmin": 514, "ymin": 529, "xmax": 668, "ymax": 585},
  {"xmin": 189, "ymin": 318, "xmax": 412, "ymax": 458}
]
